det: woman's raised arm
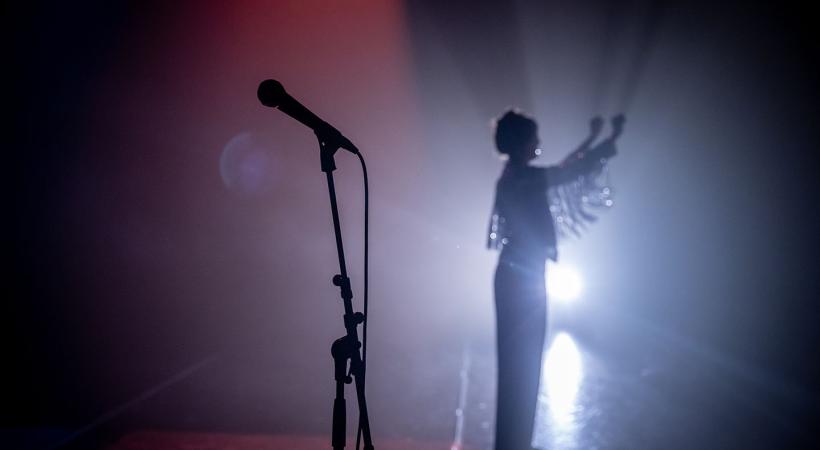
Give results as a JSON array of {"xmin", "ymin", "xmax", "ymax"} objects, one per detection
[{"xmin": 547, "ymin": 115, "xmax": 624, "ymax": 187}]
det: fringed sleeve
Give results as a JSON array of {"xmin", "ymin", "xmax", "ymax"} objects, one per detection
[{"xmin": 547, "ymin": 140, "xmax": 616, "ymax": 239}]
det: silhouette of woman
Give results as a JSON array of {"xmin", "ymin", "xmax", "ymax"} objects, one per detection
[{"xmin": 487, "ymin": 110, "xmax": 624, "ymax": 449}]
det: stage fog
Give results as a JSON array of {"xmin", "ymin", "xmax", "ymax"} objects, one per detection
[{"xmin": 10, "ymin": 1, "xmax": 819, "ymax": 449}]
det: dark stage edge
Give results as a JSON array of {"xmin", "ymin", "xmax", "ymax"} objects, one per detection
[{"xmin": 107, "ymin": 431, "xmax": 462, "ymax": 450}]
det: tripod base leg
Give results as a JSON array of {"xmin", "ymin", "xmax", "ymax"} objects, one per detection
[{"xmin": 333, "ymin": 396, "xmax": 346, "ymax": 450}]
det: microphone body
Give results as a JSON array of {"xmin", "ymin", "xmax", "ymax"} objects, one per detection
[{"xmin": 258, "ymin": 79, "xmax": 359, "ymax": 154}]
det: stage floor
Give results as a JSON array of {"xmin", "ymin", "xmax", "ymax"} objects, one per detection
[
  {"xmin": 13, "ymin": 321, "xmax": 814, "ymax": 450},
  {"xmin": 87, "ymin": 323, "xmax": 814, "ymax": 449}
]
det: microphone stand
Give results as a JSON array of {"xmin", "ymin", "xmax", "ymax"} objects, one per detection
[{"xmin": 317, "ymin": 131, "xmax": 374, "ymax": 450}]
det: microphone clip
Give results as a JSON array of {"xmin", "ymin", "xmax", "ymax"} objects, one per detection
[{"xmin": 318, "ymin": 131, "xmax": 340, "ymax": 173}]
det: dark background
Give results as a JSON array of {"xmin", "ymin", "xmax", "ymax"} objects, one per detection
[{"xmin": 7, "ymin": 0, "xmax": 820, "ymax": 447}]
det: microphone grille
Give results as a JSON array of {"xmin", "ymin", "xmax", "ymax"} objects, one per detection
[{"xmin": 257, "ymin": 79, "xmax": 287, "ymax": 108}]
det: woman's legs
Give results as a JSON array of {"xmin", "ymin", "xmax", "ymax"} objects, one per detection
[{"xmin": 494, "ymin": 260, "xmax": 547, "ymax": 450}]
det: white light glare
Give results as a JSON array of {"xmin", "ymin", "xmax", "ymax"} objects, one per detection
[
  {"xmin": 546, "ymin": 263, "xmax": 583, "ymax": 302},
  {"xmin": 543, "ymin": 332, "xmax": 583, "ymax": 425}
]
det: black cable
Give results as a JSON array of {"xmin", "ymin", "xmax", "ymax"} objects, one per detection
[{"xmin": 355, "ymin": 151, "xmax": 369, "ymax": 450}]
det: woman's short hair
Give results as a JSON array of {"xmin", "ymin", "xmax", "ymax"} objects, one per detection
[{"xmin": 493, "ymin": 109, "xmax": 537, "ymax": 155}]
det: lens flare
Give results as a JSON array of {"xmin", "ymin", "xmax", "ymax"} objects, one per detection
[
  {"xmin": 220, "ymin": 132, "xmax": 278, "ymax": 195},
  {"xmin": 546, "ymin": 263, "xmax": 583, "ymax": 302}
]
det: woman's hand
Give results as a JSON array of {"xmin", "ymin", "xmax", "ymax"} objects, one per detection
[
  {"xmin": 609, "ymin": 114, "xmax": 626, "ymax": 141},
  {"xmin": 590, "ymin": 116, "xmax": 604, "ymax": 139}
]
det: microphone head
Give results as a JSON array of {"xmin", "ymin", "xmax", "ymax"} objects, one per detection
[{"xmin": 257, "ymin": 79, "xmax": 287, "ymax": 108}]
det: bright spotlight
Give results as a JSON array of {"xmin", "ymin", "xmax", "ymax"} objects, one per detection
[{"xmin": 546, "ymin": 263, "xmax": 583, "ymax": 302}]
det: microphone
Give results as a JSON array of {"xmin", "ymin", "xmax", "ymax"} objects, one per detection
[{"xmin": 257, "ymin": 79, "xmax": 359, "ymax": 154}]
